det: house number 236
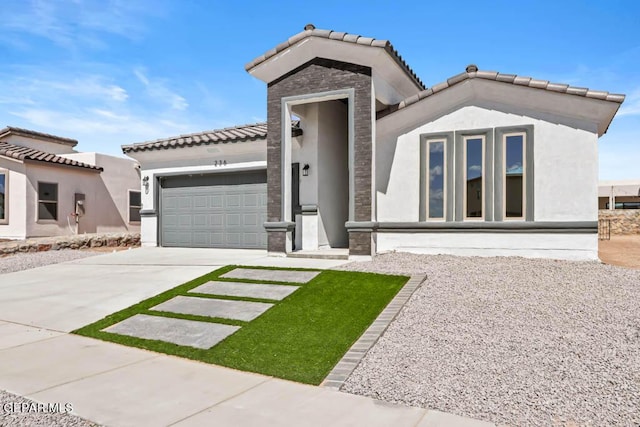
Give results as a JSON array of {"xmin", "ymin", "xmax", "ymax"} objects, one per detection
[{"xmin": 213, "ymin": 160, "xmax": 227, "ymax": 166}]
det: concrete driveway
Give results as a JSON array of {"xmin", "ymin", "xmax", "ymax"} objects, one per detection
[
  {"xmin": 0, "ymin": 248, "xmax": 492, "ymax": 427},
  {"xmin": 0, "ymin": 247, "xmax": 348, "ymax": 333}
]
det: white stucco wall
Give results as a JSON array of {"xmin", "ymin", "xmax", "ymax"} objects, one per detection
[
  {"xmin": 375, "ymin": 105, "xmax": 599, "ymax": 259},
  {"xmin": 377, "ymin": 232, "xmax": 598, "ymax": 261},
  {"xmin": 291, "ymin": 101, "xmax": 349, "ymax": 248},
  {"xmin": 127, "ymin": 139, "xmax": 268, "ymax": 247},
  {"xmin": 317, "ymin": 100, "xmax": 349, "ymax": 247},
  {"xmin": 377, "ymin": 105, "xmax": 598, "ymax": 222},
  {"xmin": 0, "ymin": 159, "xmax": 27, "ymax": 239}
]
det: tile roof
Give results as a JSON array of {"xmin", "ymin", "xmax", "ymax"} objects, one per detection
[
  {"xmin": 0, "ymin": 126, "xmax": 78, "ymax": 147},
  {"xmin": 122, "ymin": 122, "xmax": 302, "ymax": 154},
  {"xmin": 245, "ymin": 24, "xmax": 426, "ymax": 91},
  {"xmin": 394, "ymin": 64, "xmax": 625, "ymax": 112},
  {"xmin": 0, "ymin": 142, "xmax": 103, "ymax": 172}
]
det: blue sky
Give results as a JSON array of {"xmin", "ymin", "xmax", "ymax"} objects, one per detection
[{"xmin": 0, "ymin": 0, "xmax": 638, "ymax": 179}]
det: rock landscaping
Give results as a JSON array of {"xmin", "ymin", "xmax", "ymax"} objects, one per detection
[{"xmin": 336, "ymin": 252, "xmax": 640, "ymax": 427}]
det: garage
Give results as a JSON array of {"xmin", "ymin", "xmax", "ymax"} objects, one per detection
[{"xmin": 159, "ymin": 170, "xmax": 267, "ymax": 249}]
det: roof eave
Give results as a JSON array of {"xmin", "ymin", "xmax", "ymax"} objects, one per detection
[
  {"xmin": 0, "ymin": 127, "xmax": 79, "ymax": 148},
  {"xmin": 245, "ymin": 28, "xmax": 425, "ymax": 95},
  {"xmin": 379, "ymin": 78, "xmax": 624, "ymax": 138},
  {"xmin": 23, "ymin": 158, "xmax": 103, "ymax": 173}
]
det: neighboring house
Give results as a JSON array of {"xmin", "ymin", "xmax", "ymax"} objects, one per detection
[
  {"xmin": 598, "ymin": 180, "xmax": 640, "ymax": 235},
  {"xmin": 122, "ymin": 25, "xmax": 624, "ymax": 261},
  {"xmin": 0, "ymin": 126, "xmax": 141, "ymax": 240},
  {"xmin": 598, "ymin": 180, "xmax": 640, "ymax": 210}
]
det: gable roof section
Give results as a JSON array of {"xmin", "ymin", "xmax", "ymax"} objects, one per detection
[
  {"xmin": 376, "ymin": 65, "xmax": 625, "ymax": 137},
  {"xmin": 0, "ymin": 142, "xmax": 103, "ymax": 172},
  {"xmin": 245, "ymin": 24, "xmax": 426, "ymax": 91},
  {"xmin": 0, "ymin": 126, "xmax": 78, "ymax": 148},
  {"xmin": 122, "ymin": 122, "xmax": 302, "ymax": 154},
  {"xmin": 392, "ymin": 64, "xmax": 625, "ymax": 112}
]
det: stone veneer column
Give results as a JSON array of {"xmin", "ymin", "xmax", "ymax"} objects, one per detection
[{"xmin": 265, "ymin": 58, "xmax": 373, "ymax": 255}]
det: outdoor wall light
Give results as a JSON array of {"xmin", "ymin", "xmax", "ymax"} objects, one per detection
[
  {"xmin": 302, "ymin": 164, "xmax": 310, "ymax": 176},
  {"xmin": 142, "ymin": 176, "xmax": 150, "ymax": 194}
]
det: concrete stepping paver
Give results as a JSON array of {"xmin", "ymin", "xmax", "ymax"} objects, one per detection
[
  {"xmin": 152, "ymin": 296, "xmax": 273, "ymax": 322},
  {"xmin": 220, "ymin": 268, "xmax": 320, "ymax": 283},
  {"xmin": 103, "ymin": 314, "xmax": 239, "ymax": 349},
  {"xmin": 191, "ymin": 281, "xmax": 299, "ymax": 301}
]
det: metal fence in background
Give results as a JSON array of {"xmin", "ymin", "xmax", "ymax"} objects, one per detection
[{"xmin": 598, "ymin": 219, "xmax": 611, "ymax": 241}]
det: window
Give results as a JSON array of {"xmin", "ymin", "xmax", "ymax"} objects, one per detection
[
  {"xmin": 427, "ymin": 140, "xmax": 446, "ymax": 219},
  {"xmin": 464, "ymin": 136, "xmax": 484, "ymax": 219},
  {"xmin": 0, "ymin": 170, "xmax": 7, "ymax": 223},
  {"xmin": 38, "ymin": 182, "xmax": 58, "ymax": 221},
  {"xmin": 129, "ymin": 190, "xmax": 142, "ymax": 222},
  {"xmin": 504, "ymin": 133, "xmax": 525, "ymax": 219}
]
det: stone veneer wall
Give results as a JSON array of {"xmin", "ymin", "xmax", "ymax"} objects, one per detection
[
  {"xmin": 598, "ymin": 210, "xmax": 640, "ymax": 235},
  {"xmin": 0, "ymin": 232, "xmax": 140, "ymax": 256},
  {"xmin": 266, "ymin": 58, "xmax": 373, "ymax": 255}
]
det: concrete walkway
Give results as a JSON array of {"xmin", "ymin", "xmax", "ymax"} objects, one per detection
[{"xmin": 0, "ymin": 248, "xmax": 494, "ymax": 426}]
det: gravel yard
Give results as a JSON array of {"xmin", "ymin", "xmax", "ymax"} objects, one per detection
[
  {"xmin": 337, "ymin": 253, "xmax": 640, "ymax": 426},
  {"xmin": 0, "ymin": 389, "xmax": 100, "ymax": 427},
  {"xmin": 0, "ymin": 250, "xmax": 100, "ymax": 275}
]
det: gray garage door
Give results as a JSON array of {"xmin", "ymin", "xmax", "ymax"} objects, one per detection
[{"xmin": 160, "ymin": 171, "xmax": 267, "ymax": 249}]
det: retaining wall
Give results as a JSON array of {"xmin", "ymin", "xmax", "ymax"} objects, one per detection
[
  {"xmin": 598, "ymin": 210, "xmax": 640, "ymax": 235},
  {"xmin": 0, "ymin": 233, "xmax": 140, "ymax": 256}
]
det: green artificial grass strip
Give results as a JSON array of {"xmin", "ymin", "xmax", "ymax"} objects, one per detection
[{"xmin": 74, "ymin": 266, "xmax": 408, "ymax": 385}]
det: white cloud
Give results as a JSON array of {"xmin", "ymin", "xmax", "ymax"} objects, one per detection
[
  {"xmin": 429, "ymin": 189, "xmax": 444, "ymax": 200},
  {"xmin": 469, "ymin": 165, "xmax": 482, "ymax": 172},
  {"xmin": 429, "ymin": 141, "xmax": 444, "ymax": 152},
  {"xmin": 507, "ymin": 162, "xmax": 522, "ymax": 172},
  {"xmin": 0, "ymin": 0, "xmax": 163, "ymax": 50},
  {"xmin": 134, "ymin": 67, "xmax": 188, "ymax": 111},
  {"xmin": 2, "ymin": 74, "xmax": 129, "ymax": 104},
  {"xmin": 429, "ymin": 165, "xmax": 443, "ymax": 182},
  {"xmin": 10, "ymin": 108, "xmax": 189, "ymax": 138}
]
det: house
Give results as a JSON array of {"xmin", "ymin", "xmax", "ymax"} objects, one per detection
[
  {"xmin": 598, "ymin": 180, "xmax": 640, "ymax": 235},
  {"xmin": 122, "ymin": 25, "xmax": 624, "ymax": 261},
  {"xmin": 0, "ymin": 126, "xmax": 141, "ymax": 240}
]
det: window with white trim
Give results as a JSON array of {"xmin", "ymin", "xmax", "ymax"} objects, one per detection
[
  {"xmin": 38, "ymin": 182, "xmax": 58, "ymax": 221},
  {"xmin": 0, "ymin": 170, "xmax": 7, "ymax": 223},
  {"xmin": 464, "ymin": 136, "xmax": 485, "ymax": 219},
  {"xmin": 504, "ymin": 133, "xmax": 526, "ymax": 219},
  {"xmin": 129, "ymin": 190, "xmax": 142, "ymax": 223},
  {"xmin": 426, "ymin": 139, "xmax": 446, "ymax": 219}
]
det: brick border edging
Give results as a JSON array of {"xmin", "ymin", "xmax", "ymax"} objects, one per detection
[{"xmin": 321, "ymin": 273, "xmax": 428, "ymax": 390}]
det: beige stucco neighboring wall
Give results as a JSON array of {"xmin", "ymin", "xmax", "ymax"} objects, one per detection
[
  {"xmin": 63, "ymin": 153, "xmax": 141, "ymax": 233},
  {"xmin": 0, "ymin": 158, "xmax": 28, "ymax": 239},
  {"xmin": 25, "ymin": 163, "xmax": 103, "ymax": 237},
  {"xmin": 0, "ymin": 153, "xmax": 140, "ymax": 239}
]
